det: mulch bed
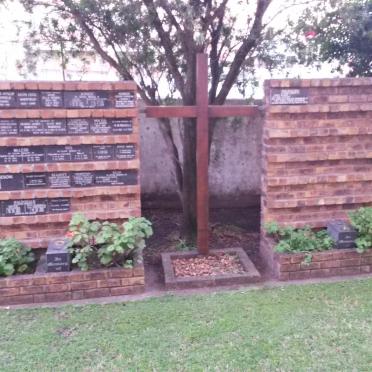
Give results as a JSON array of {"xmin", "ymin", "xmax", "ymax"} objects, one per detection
[{"xmin": 172, "ymin": 252, "xmax": 245, "ymax": 277}]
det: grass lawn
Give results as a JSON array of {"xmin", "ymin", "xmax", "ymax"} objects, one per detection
[{"xmin": 0, "ymin": 279, "xmax": 371, "ymax": 371}]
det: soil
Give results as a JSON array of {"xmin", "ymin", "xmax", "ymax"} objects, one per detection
[
  {"xmin": 143, "ymin": 206, "xmax": 265, "ymax": 291},
  {"xmin": 173, "ymin": 252, "xmax": 245, "ymax": 277}
]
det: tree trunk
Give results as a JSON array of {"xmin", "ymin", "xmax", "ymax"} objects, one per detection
[{"xmin": 181, "ymin": 117, "xmax": 197, "ymax": 244}]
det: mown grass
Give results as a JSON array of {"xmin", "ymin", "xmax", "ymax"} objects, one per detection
[{"xmin": 0, "ymin": 278, "xmax": 371, "ymax": 371}]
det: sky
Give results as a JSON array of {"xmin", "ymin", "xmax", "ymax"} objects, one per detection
[{"xmin": 0, "ymin": 0, "xmax": 340, "ymax": 98}]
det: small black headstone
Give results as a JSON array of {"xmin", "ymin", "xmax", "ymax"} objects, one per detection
[
  {"xmin": 327, "ymin": 220, "xmax": 357, "ymax": 249},
  {"xmin": 46, "ymin": 238, "xmax": 71, "ymax": 273}
]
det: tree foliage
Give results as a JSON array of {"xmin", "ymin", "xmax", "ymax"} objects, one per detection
[{"xmin": 291, "ymin": 0, "xmax": 372, "ymax": 76}]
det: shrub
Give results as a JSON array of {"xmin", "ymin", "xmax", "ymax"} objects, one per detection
[
  {"xmin": 0, "ymin": 239, "xmax": 35, "ymax": 277},
  {"xmin": 264, "ymin": 222, "xmax": 334, "ymax": 255},
  {"xmin": 349, "ymin": 207, "xmax": 372, "ymax": 253},
  {"xmin": 66, "ymin": 213, "xmax": 153, "ymax": 271}
]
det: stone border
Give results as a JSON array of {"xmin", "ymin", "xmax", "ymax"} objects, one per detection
[
  {"xmin": 0, "ymin": 256, "xmax": 144, "ymax": 306},
  {"xmin": 260, "ymin": 234, "xmax": 372, "ymax": 281},
  {"xmin": 161, "ymin": 248, "xmax": 261, "ymax": 290}
]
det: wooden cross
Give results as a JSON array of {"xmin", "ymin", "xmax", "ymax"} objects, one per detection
[{"xmin": 145, "ymin": 53, "xmax": 258, "ymax": 255}]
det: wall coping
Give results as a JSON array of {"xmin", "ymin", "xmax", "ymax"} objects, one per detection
[{"xmin": 265, "ymin": 77, "xmax": 372, "ymax": 88}]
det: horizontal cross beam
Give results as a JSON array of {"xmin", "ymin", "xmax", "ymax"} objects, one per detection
[{"xmin": 145, "ymin": 105, "xmax": 259, "ymax": 118}]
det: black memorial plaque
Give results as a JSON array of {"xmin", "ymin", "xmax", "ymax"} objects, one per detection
[
  {"xmin": 115, "ymin": 144, "xmax": 136, "ymax": 160},
  {"xmin": 24, "ymin": 173, "xmax": 47, "ymax": 188},
  {"xmin": 270, "ymin": 88, "xmax": 309, "ymax": 105},
  {"xmin": 40, "ymin": 91, "xmax": 63, "ymax": 108},
  {"xmin": 67, "ymin": 118, "xmax": 90, "ymax": 135},
  {"xmin": 64, "ymin": 91, "xmax": 110, "ymax": 109},
  {"xmin": 48, "ymin": 172, "xmax": 71, "ymax": 188},
  {"xmin": 95, "ymin": 170, "xmax": 137, "ymax": 186},
  {"xmin": 16, "ymin": 91, "xmax": 40, "ymax": 108},
  {"xmin": 46, "ymin": 145, "xmax": 92, "ymax": 163},
  {"xmin": 19, "ymin": 119, "xmax": 67, "ymax": 136},
  {"xmin": 2, "ymin": 198, "xmax": 48, "ymax": 217},
  {"xmin": 0, "ymin": 119, "xmax": 18, "ymax": 136},
  {"xmin": 46, "ymin": 239, "xmax": 71, "ymax": 273},
  {"xmin": 90, "ymin": 119, "xmax": 111, "ymax": 134},
  {"xmin": 111, "ymin": 119, "xmax": 133, "ymax": 134},
  {"xmin": 71, "ymin": 172, "xmax": 94, "ymax": 187},
  {"xmin": 48, "ymin": 198, "xmax": 70, "ymax": 213},
  {"xmin": 114, "ymin": 91, "xmax": 135, "ymax": 108},
  {"xmin": 92, "ymin": 145, "xmax": 115, "ymax": 161},
  {"xmin": 0, "ymin": 146, "xmax": 45, "ymax": 164},
  {"xmin": 0, "ymin": 91, "xmax": 16, "ymax": 108},
  {"xmin": 0, "ymin": 174, "xmax": 24, "ymax": 191}
]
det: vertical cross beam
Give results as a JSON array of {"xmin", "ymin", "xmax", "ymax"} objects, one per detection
[{"xmin": 196, "ymin": 54, "xmax": 209, "ymax": 254}]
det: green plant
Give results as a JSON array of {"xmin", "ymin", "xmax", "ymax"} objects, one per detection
[
  {"xmin": 349, "ymin": 207, "xmax": 372, "ymax": 253},
  {"xmin": 66, "ymin": 213, "xmax": 153, "ymax": 271},
  {"xmin": 175, "ymin": 239, "xmax": 194, "ymax": 252},
  {"xmin": 264, "ymin": 222, "xmax": 334, "ymax": 256},
  {"xmin": 0, "ymin": 239, "xmax": 35, "ymax": 277}
]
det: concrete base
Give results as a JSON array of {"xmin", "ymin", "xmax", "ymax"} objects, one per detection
[{"xmin": 161, "ymin": 248, "xmax": 261, "ymax": 290}]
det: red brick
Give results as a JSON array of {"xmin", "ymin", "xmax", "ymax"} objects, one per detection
[
  {"xmin": 0, "ymin": 295, "xmax": 34, "ymax": 305},
  {"xmin": 121, "ymin": 277, "xmax": 145, "ymax": 286},
  {"xmin": 289, "ymin": 271, "xmax": 311, "ymax": 280},
  {"xmin": 83, "ymin": 288, "xmax": 110, "ymax": 299},
  {"xmin": 108, "ymin": 269, "xmax": 133, "ymax": 278},
  {"xmin": 45, "ymin": 284, "xmax": 70, "ymax": 293},
  {"xmin": 34, "ymin": 292, "xmax": 72, "ymax": 303},
  {"xmin": 0, "ymin": 287, "xmax": 19, "ymax": 296},
  {"xmin": 19, "ymin": 286, "xmax": 45, "ymax": 295},
  {"xmin": 70, "ymin": 281, "xmax": 97, "ymax": 291},
  {"xmin": 110, "ymin": 285, "xmax": 144, "ymax": 296},
  {"xmin": 97, "ymin": 279, "xmax": 122, "ymax": 288},
  {"xmin": 280, "ymin": 263, "xmax": 301, "ymax": 272}
]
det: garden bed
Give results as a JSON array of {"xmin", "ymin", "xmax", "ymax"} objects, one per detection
[
  {"xmin": 162, "ymin": 248, "xmax": 261, "ymax": 289},
  {"xmin": 260, "ymin": 234, "xmax": 372, "ymax": 281},
  {"xmin": 0, "ymin": 255, "xmax": 145, "ymax": 306}
]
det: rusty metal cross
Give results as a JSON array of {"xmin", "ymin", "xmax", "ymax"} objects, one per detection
[{"xmin": 145, "ymin": 53, "xmax": 258, "ymax": 255}]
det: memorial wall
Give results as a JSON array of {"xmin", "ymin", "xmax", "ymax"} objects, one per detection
[{"xmin": 0, "ymin": 81, "xmax": 140, "ymax": 248}]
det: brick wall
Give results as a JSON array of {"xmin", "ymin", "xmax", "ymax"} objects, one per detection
[
  {"xmin": 0, "ymin": 81, "xmax": 140, "ymax": 248},
  {"xmin": 262, "ymin": 78, "xmax": 372, "ymax": 228}
]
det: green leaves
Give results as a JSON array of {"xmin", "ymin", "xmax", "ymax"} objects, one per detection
[
  {"xmin": 0, "ymin": 239, "xmax": 35, "ymax": 277},
  {"xmin": 349, "ymin": 207, "xmax": 372, "ymax": 253},
  {"xmin": 66, "ymin": 213, "xmax": 153, "ymax": 271}
]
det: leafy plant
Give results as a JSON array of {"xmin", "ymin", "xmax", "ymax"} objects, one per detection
[
  {"xmin": 349, "ymin": 207, "xmax": 372, "ymax": 253},
  {"xmin": 66, "ymin": 213, "xmax": 153, "ymax": 271},
  {"xmin": 264, "ymin": 222, "xmax": 334, "ymax": 256},
  {"xmin": 0, "ymin": 239, "xmax": 35, "ymax": 277},
  {"xmin": 175, "ymin": 239, "xmax": 194, "ymax": 252}
]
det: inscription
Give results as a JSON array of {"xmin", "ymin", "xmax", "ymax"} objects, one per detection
[
  {"xmin": 48, "ymin": 198, "xmax": 70, "ymax": 213},
  {"xmin": 90, "ymin": 119, "xmax": 111, "ymax": 134},
  {"xmin": 0, "ymin": 174, "xmax": 24, "ymax": 191},
  {"xmin": 114, "ymin": 91, "xmax": 135, "ymax": 108},
  {"xmin": 270, "ymin": 88, "xmax": 309, "ymax": 105},
  {"xmin": 111, "ymin": 119, "xmax": 133, "ymax": 134},
  {"xmin": 2, "ymin": 199, "xmax": 48, "ymax": 217},
  {"xmin": 0, "ymin": 146, "xmax": 45, "ymax": 164},
  {"xmin": 92, "ymin": 145, "xmax": 115, "ymax": 161},
  {"xmin": 48, "ymin": 172, "xmax": 71, "ymax": 188},
  {"xmin": 19, "ymin": 119, "xmax": 67, "ymax": 136},
  {"xmin": 16, "ymin": 91, "xmax": 40, "ymax": 108},
  {"xmin": 46, "ymin": 145, "xmax": 92, "ymax": 162},
  {"xmin": 40, "ymin": 91, "xmax": 63, "ymax": 108},
  {"xmin": 0, "ymin": 91, "xmax": 16, "ymax": 108},
  {"xmin": 95, "ymin": 170, "xmax": 137, "ymax": 186},
  {"xmin": 67, "ymin": 118, "xmax": 90, "ymax": 135},
  {"xmin": 64, "ymin": 91, "xmax": 110, "ymax": 108},
  {"xmin": 0, "ymin": 119, "xmax": 18, "ymax": 136},
  {"xmin": 24, "ymin": 173, "xmax": 47, "ymax": 188},
  {"xmin": 115, "ymin": 144, "xmax": 136, "ymax": 160},
  {"xmin": 71, "ymin": 172, "xmax": 94, "ymax": 187}
]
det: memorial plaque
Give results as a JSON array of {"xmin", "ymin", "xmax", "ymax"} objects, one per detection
[
  {"xmin": 64, "ymin": 91, "xmax": 110, "ymax": 108},
  {"xmin": 327, "ymin": 220, "xmax": 357, "ymax": 249},
  {"xmin": 92, "ymin": 145, "xmax": 115, "ymax": 161},
  {"xmin": 16, "ymin": 91, "xmax": 40, "ymax": 108},
  {"xmin": 270, "ymin": 88, "xmax": 309, "ymax": 105},
  {"xmin": 24, "ymin": 173, "xmax": 48, "ymax": 188},
  {"xmin": 90, "ymin": 119, "xmax": 111, "ymax": 134},
  {"xmin": 46, "ymin": 238, "xmax": 71, "ymax": 273},
  {"xmin": 40, "ymin": 91, "xmax": 63, "ymax": 108},
  {"xmin": 67, "ymin": 118, "xmax": 90, "ymax": 135},
  {"xmin": 0, "ymin": 174, "xmax": 24, "ymax": 191},
  {"xmin": 48, "ymin": 198, "xmax": 70, "ymax": 213},
  {"xmin": 0, "ymin": 91, "xmax": 16, "ymax": 108},
  {"xmin": 0, "ymin": 119, "xmax": 18, "ymax": 136},
  {"xmin": 19, "ymin": 119, "xmax": 67, "ymax": 136},
  {"xmin": 114, "ymin": 91, "xmax": 135, "ymax": 108},
  {"xmin": 0, "ymin": 146, "xmax": 45, "ymax": 164},
  {"xmin": 71, "ymin": 172, "xmax": 94, "ymax": 187},
  {"xmin": 95, "ymin": 170, "xmax": 137, "ymax": 186},
  {"xmin": 111, "ymin": 119, "xmax": 133, "ymax": 134},
  {"xmin": 115, "ymin": 144, "xmax": 136, "ymax": 160},
  {"xmin": 46, "ymin": 145, "xmax": 92, "ymax": 162},
  {"xmin": 2, "ymin": 198, "xmax": 48, "ymax": 217},
  {"xmin": 48, "ymin": 172, "xmax": 71, "ymax": 188}
]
